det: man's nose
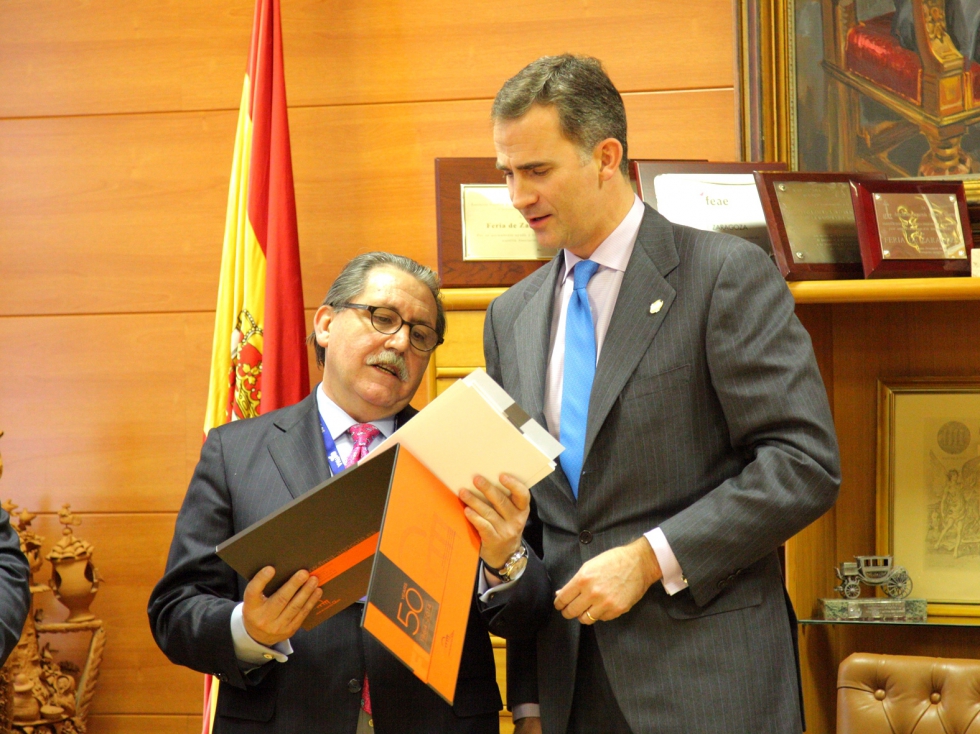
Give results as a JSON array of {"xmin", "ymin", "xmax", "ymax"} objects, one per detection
[
  {"xmin": 510, "ymin": 176, "xmax": 537, "ymax": 211},
  {"xmin": 384, "ymin": 323, "xmax": 412, "ymax": 351}
]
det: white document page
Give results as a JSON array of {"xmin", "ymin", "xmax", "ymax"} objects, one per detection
[
  {"xmin": 653, "ymin": 173, "xmax": 770, "ymax": 251},
  {"xmin": 375, "ymin": 369, "xmax": 562, "ymax": 496}
]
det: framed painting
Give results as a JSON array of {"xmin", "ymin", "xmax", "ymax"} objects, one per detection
[
  {"xmin": 876, "ymin": 378, "xmax": 980, "ymax": 617},
  {"xmin": 736, "ymin": 0, "xmax": 980, "ymax": 190}
]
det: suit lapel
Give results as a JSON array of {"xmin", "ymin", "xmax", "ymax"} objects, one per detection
[
  {"xmin": 514, "ymin": 258, "xmax": 563, "ymax": 427},
  {"xmin": 584, "ymin": 207, "xmax": 679, "ymax": 461},
  {"xmin": 514, "ymin": 257, "xmax": 578, "ymax": 502},
  {"xmin": 268, "ymin": 393, "xmax": 331, "ymax": 500},
  {"xmin": 269, "ymin": 394, "xmax": 418, "ymax": 500}
]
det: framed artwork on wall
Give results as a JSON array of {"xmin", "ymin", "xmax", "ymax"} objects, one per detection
[
  {"xmin": 876, "ymin": 377, "xmax": 980, "ymax": 617},
  {"xmin": 736, "ymin": 0, "xmax": 980, "ymax": 187}
]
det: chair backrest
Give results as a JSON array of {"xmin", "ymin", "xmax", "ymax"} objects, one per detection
[{"xmin": 837, "ymin": 652, "xmax": 980, "ymax": 734}]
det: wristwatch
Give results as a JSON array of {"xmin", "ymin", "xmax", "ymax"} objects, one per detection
[{"xmin": 485, "ymin": 542, "xmax": 528, "ymax": 583}]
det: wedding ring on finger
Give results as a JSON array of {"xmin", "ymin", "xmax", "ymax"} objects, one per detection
[{"xmin": 585, "ymin": 610, "xmax": 597, "ymax": 623}]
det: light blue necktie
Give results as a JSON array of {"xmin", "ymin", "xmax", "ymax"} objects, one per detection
[{"xmin": 559, "ymin": 259, "xmax": 600, "ymax": 498}]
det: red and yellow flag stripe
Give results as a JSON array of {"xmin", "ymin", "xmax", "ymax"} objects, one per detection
[{"xmin": 202, "ymin": 1, "xmax": 309, "ymax": 730}]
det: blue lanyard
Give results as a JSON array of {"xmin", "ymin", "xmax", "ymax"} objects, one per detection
[{"xmin": 319, "ymin": 414, "xmax": 347, "ymax": 476}]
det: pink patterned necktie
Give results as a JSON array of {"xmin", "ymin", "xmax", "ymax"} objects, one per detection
[
  {"xmin": 346, "ymin": 423, "xmax": 380, "ymax": 468},
  {"xmin": 346, "ymin": 422, "xmax": 379, "ymax": 719}
]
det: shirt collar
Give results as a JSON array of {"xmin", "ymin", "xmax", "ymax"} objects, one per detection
[
  {"xmin": 561, "ymin": 194, "xmax": 644, "ymax": 279},
  {"xmin": 315, "ymin": 384, "xmax": 396, "ymax": 440}
]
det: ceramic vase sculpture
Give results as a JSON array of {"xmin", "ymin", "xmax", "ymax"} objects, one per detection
[
  {"xmin": 46, "ymin": 506, "xmax": 99, "ymax": 623},
  {"xmin": 0, "ymin": 436, "xmax": 105, "ymax": 734}
]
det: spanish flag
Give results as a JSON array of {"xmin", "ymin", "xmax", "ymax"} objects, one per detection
[{"xmin": 201, "ymin": 0, "xmax": 309, "ymax": 729}]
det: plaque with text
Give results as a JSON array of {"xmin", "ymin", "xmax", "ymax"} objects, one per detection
[
  {"xmin": 460, "ymin": 185, "xmax": 557, "ymax": 261},
  {"xmin": 632, "ymin": 160, "xmax": 785, "ymax": 257},
  {"xmin": 631, "ymin": 160, "xmax": 785, "ymax": 210},
  {"xmin": 653, "ymin": 173, "xmax": 773, "ymax": 255},
  {"xmin": 755, "ymin": 172, "xmax": 884, "ymax": 280},
  {"xmin": 436, "ymin": 158, "xmax": 550, "ymax": 287},
  {"xmin": 850, "ymin": 180, "xmax": 973, "ymax": 278}
]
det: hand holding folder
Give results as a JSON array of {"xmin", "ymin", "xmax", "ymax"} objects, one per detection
[{"xmin": 216, "ymin": 369, "xmax": 563, "ymax": 703}]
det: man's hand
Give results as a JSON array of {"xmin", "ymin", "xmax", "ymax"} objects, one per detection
[
  {"xmin": 459, "ymin": 473, "xmax": 531, "ymax": 570},
  {"xmin": 514, "ymin": 716, "xmax": 543, "ymax": 734},
  {"xmin": 554, "ymin": 537, "xmax": 662, "ymax": 624},
  {"xmin": 242, "ymin": 566, "xmax": 322, "ymax": 647}
]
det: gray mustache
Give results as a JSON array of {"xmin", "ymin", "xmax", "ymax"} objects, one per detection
[{"xmin": 367, "ymin": 351, "xmax": 409, "ymax": 382}]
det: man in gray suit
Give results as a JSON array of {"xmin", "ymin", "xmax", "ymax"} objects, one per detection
[
  {"xmin": 150, "ymin": 252, "xmax": 531, "ymax": 733},
  {"xmin": 468, "ymin": 55, "xmax": 841, "ymax": 734}
]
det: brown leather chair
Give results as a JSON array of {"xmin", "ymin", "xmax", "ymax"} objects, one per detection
[{"xmin": 837, "ymin": 652, "xmax": 980, "ymax": 733}]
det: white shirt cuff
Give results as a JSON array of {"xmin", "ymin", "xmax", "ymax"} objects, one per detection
[
  {"xmin": 645, "ymin": 527, "xmax": 688, "ymax": 595},
  {"xmin": 512, "ymin": 703, "xmax": 541, "ymax": 720},
  {"xmin": 231, "ymin": 602, "xmax": 293, "ymax": 665},
  {"xmin": 477, "ymin": 561, "xmax": 527, "ymax": 602}
]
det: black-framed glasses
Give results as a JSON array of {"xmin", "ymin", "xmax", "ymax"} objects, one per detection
[{"xmin": 341, "ymin": 303, "xmax": 443, "ymax": 352}]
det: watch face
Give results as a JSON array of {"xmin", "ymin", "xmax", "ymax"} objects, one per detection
[{"xmin": 507, "ymin": 555, "xmax": 528, "ymax": 578}]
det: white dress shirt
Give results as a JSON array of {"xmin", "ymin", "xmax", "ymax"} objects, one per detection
[
  {"xmin": 542, "ymin": 195, "xmax": 687, "ymax": 595},
  {"xmin": 231, "ymin": 385, "xmax": 393, "ymax": 667}
]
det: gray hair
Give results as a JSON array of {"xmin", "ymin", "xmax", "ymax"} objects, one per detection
[
  {"xmin": 308, "ymin": 252, "xmax": 446, "ymax": 367},
  {"xmin": 491, "ymin": 54, "xmax": 629, "ymax": 176}
]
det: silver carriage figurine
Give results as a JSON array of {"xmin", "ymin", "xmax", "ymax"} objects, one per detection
[{"xmin": 834, "ymin": 555, "xmax": 912, "ymax": 599}]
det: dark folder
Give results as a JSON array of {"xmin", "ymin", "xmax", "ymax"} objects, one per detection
[{"xmin": 215, "ymin": 445, "xmax": 397, "ymax": 629}]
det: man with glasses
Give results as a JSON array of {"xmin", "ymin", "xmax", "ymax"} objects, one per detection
[{"xmin": 149, "ymin": 252, "xmax": 525, "ymax": 734}]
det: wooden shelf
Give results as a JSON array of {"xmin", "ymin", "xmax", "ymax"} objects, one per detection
[
  {"xmin": 800, "ymin": 616, "xmax": 980, "ymax": 627},
  {"xmin": 442, "ymin": 279, "xmax": 980, "ymax": 309},
  {"xmin": 789, "ymin": 277, "xmax": 980, "ymax": 303}
]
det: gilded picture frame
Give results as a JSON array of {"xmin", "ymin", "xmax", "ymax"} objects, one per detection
[
  {"xmin": 876, "ymin": 377, "xmax": 980, "ymax": 617},
  {"xmin": 736, "ymin": 0, "xmax": 980, "ymax": 197}
]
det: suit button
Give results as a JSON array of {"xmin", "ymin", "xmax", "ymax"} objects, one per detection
[
  {"xmin": 348, "ymin": 679, "xmax": 362, "ymax": 693},
  {"xmin": 579, "ymin": 531, "xmax": 593, "ymax": 544}
]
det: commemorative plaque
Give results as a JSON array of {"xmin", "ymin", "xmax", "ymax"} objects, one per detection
[
  {"xmin": 459, "ymin": 185, "xmax": 557, "ymax": 261},
  {"xmin": 631, "ymin": 160, "xmax": 786, "ymax": 257},
  {"xmin": 435, "ymin": 158, "xmax": 550, "ymax": 287},
  {"xmin": 850, "ymin": 180, "xmax": 973, "ymax": 278},
  {"xmin": 755, "ymin": 172, "xmax": 885, "ymax": 280}
]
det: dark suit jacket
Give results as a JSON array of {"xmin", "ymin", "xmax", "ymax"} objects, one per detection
[
  {"xmin": 0, "ymin": 508, "xmax": 30, "ymax": 667},
  {"xmin": 482, "ymin": 205, "xmax": 841, "ymax": 734},
  {"xmin": 148, "ymin": 393, "xmax": 501, "ymax": 734}
]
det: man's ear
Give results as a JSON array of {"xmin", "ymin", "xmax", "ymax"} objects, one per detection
[
  {"xmin": 313, "ymin": 305, "xmax": 335, "ymax": 347},
  {"xmin": 595, "ymin": 138, "xmax": 624, "ymax": 182}
]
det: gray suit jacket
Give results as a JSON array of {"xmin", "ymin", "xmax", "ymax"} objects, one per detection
[
  {"xmin": 148, "ymin": 393, "xmax": 501, "ymax": 734},
  {"xmin": 482, "ymin": 205, "xmax": 840, "ymax": 734}
]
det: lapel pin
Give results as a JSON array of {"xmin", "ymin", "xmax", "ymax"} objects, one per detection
[{"xmin": 650, "ymin": 299, "xmax": 663, "ymax": 315}]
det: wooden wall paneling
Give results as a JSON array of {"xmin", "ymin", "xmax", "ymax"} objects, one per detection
[
  {"xmin": 283, "ymin": 0, "xmax": 735, "ymax": 107},
  {"xmin": 87, "ymin": 714, "xmax": 200, "ymax": 734},
  {"xmin": 0, "ymin": 91, "xmax": 735, "ymax": 320},
  {"xmin": 787, "ymin": 303, "xmax": 838, "ymax": 734},
  {"xmin": 0, "ymin": 1, "xmax": 250, "ymax": 118},
  {"xmin": 292, "ymin": 89, "xmax": 737, "ymax": 308},
  {"xmin": 0, "ymin": 313, "xmax": 213, "ymax": 513},
  {"xmin": 0, "ymin": 0, "xmax": 733, "ymax": 118},
  {"xmin": 20, "ymin": 513, "xmax": 202, "ymax": 717},
  {"xmin": 796, "ymin": 299, "xmax": 980, "ymax": 733},
  {"xmin": 0, "ymin": 112, "xmax": 236, "ymax": 317}
]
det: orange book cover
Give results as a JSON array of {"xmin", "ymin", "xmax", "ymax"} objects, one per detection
[
  {"xmin": 361, "ymin": 446, "xmax": 481, "ymax": 705},
  {"xmin": 215, "ymin": 445, "xmax": 397, "ymax": 629}
]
